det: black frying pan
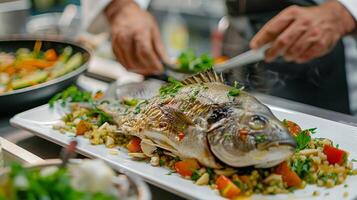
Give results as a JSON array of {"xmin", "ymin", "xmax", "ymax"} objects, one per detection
[{"xmin": 0, "ymin": 37, "xmax": 90, "ymax": 115}]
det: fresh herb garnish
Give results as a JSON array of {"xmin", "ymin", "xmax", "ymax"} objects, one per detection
[
  {"xmin": 191, "ymin": 170, "xmax": 201, "ymax": 181},
  {"xmin": 49, "ymin": 85, "xmax": 92, "ymax": 107},
  {"xmin": 227, "ymin": 81, "xmax": 244, "ymax": 97},
  {"xmin": 159, "ymin": 159, "xmax": 165, "ymax": 166},
  {"xmin": 255, "ymin": 135, "xmax": 267, "ymax": 143},
  {"xmin": 178, "ymin": 50, "xmax": 214, "ymax": 73},
  {"xmin": 159, "ymin": 77, "xmax": 184, "ymax": 98},
  {"xmin": 134, "ymin": 100, "xmax": 149, "ymax": 114},
  {"xmin": 291, "ymin": 158, "xmax": 311, "ymax": 178},
  {"xmin": 206, "ymin": 167, "xmax": 214, "ymax": 179},
  {"xmin": 295, "ymin": 128, "xmax": 317, "ymax": 151},
  {"xmin": 228, "ymin": 88, "xmax": 240, "ymax": 97},
  {"xmin": 87, "ymin": 107, "xmax": 113, "ymax": 126},
  {"xmin": 352, "ymin": 159, "xmax": 357, "ymax": 162},
  {"xmin": 189, "ymin": 88, "xmax": 200, "ymax": 101},
  {"xmin": 166, "ymin": 170, "xmax": 176, "ymax": 175},
  {"xmin": 336, "ymin": 144, "xmax": 340, "ymax": 149},
  {"xmin": 122, "ymin": 98, "xmax": 138, "ymax": 107}
]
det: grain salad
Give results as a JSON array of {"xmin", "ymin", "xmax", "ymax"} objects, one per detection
[{"xmin": 53, "ymin": 101, "xmax": 357, "ymax": 199}]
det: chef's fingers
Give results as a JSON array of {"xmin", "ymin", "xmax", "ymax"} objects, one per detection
[
  {"xmin": 265, "ymin": 20, "xmax": 308, "ymax": 62},
  {"xmin": 296, "ymin": 33, "xmax": 334, "ymax": 63},
  {"xmin": 152, "ymin": 24, "xmax": 169, "ymax": 64},
  {"xmin": 250, "ymin": 5, "xmax": 299, "ymax": 49},
  {"xmin": 112, "ymin": 33, "xmax": 131, "ymax": 70},
  {"xmin": 134, "ymin": 31, "xmax": 162, "ymax": 75},
  {"xmin": 112, "ymin": 30, "xmax": 139, "ymax": 70},
  {"xmin": 285, "ymin": 28, "xmax": 321, "ymax": 62}
]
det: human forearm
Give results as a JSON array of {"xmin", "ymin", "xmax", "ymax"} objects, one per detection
[{"xmin": 104, "ymin": 0, "xmax": 139, "ymax": 24}]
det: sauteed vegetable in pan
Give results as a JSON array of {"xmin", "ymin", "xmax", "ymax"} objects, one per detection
[{"xmin": 0, "ymin": 41, "xmax": 83, "ymax": 94}]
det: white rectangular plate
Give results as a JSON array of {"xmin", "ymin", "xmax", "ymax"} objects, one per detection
[{"xmin": 10, "ymin": 104, "xmax": 357, "ymax": 200}]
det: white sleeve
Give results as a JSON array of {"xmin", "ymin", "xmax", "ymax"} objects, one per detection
[
  {"xmin": 339, "ymin": 0, "xmax": 357, "ymax": 20},
  {"xmin": 81, "ymin": 0, "xmax": 151, "ymax": 34}
]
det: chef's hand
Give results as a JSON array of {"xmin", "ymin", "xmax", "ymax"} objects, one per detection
[
  {"xmin": 105, "ymin": 0, "xmax": 168, "ymax": 75},
  {"xmin": 250, "ymin": 1, "xmax": 356, "ymax": 63}
]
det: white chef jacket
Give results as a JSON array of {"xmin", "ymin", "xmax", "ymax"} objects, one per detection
[{"xmin": 81, "ymin": 0, "xmax": 357, "ymax": 114}]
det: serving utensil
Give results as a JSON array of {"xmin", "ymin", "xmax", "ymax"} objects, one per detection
[{"xmin": 156, "ymin": 43, "xmax": 272, "ymax": 81}]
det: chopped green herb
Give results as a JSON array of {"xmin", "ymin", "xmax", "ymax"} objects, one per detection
[
  {"xmin": 134, "ymin": 100, "xmax": 149, "ymax": 114},
  {"xmin": 336, "ymin": 144, "xmax": 340, "ymax": 149},
  {"xmin": 352, "ymin": 159, "xmax": 357, "ymax": 162},
  {"xmin": 87, "ymin": 107, "xmax": 113, "ymax": 126},
  {"xmin": 228, "ymin": 88, "xmax": 240, "ymax": 97},
  {"xmin": 291, "ymin": 158, "xmax": 311, "ymax": 178},
  {"xmin": 255, "ymin": 135, "xmax": 267, "ymax": 143},
  {"xmin": 343, "ymin": 153, "xmax": 348, "ymax": 164},
  {"xmin": 190, "ymin": 88, "xmax": 200, "ymax": 101},
  {"xmin": 206, "ymin": 167, "xmax": 214, "ymax": 179},
  {"xmin": 159, "ymin": 159, "xmax": 165, "ymax": 166},
  {"xmin": 344, "ymin": 184, "xmax": 348, "ymax": 188},
  {"xmin": 49, "ymin": 85, "xmax": 92, "ymax": 107},
  {"xmin": 122, "ymin": 98, "xmax": 138, "ymax": 107},
  {"xmin": 295, "ymin": 128, "xmax": 317, "ymax": 151},
  {"xmin": 159, "ymin": 77, "xmax": 184, "ymax": 98},
  {"xmin": 166, "ymin": 171, "xmax": 176, "ymax": 175},
  {"xmin": 191, "ymin": 170, "xmax": 201, "ymax": 181},
  {"xmin": 282, "ymin": 119, "xmax": 288, "ymax": 126},
  {"xmin": 178, "ymin": 50, "xmax": 214, "ymax": 73}
]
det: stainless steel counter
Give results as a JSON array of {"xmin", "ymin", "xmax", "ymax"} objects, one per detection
[{"xmin": 1, "ymin": 77, "xmax": 357, "ymax": 200}]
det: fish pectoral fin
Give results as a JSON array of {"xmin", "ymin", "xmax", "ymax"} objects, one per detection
[{"xmin": 160, "ymin": 106, "xmax": 193, "ymax": 126}]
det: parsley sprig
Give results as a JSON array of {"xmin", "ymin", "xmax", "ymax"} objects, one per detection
[
  {"xmin": 295, "ymin": 128, "xmax": 317, "ymax": 151},
  {"xmin": 159, "ymin": 77, "xmax": 184, "ymax": 98},
  {"xmin": 228, "ymin": 81, "xmax": 243, "ymax": 97},
  {"xmin": 49, "ymin": 85, "xmax": 93, "ymax": 107}
]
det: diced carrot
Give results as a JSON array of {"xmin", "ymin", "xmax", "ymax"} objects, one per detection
[
  {"xmin": 21, "ymin": 59, "xmax": 54, "ymax": 68},
  {"xmin": 323, "ymin": 145, "xmax": 347, "ymax": 165},
  {"xmin": 284, "ymin": 120, "xmax": 302, "ymax": 136},
  {"xmin": 127, "ymin": 137, "xmax": 142, "ymax": 153},
  {"xmin": 275, "ymin": 161, "xmax": 302, "ymax": 187},
  {"xmin": 93, "ymin": 91, "xmax": 104, "ymax": 100},
  {"xmin": 174, "ymin": 159, "xmax": 200, "ymax": 177},
  {"xmin": 216, "ymin": 175, "xmax": 241, "ymax": 198},
  {"xmin": 44, "ymin": 49, "xmax": 58, "ymax": 61},
  {"xmin": 76, "ymin": 120, "xmax": 91, "ymax": 135}
]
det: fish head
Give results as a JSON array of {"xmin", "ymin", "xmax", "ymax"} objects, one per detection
[{"xmin": 207, "ymin": 94, "xmax": 296, "ymax": 168}]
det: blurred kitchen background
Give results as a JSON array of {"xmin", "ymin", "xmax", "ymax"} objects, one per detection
[
  {"xmin": 0, "ymin": 0, "xmax": 227, "ymax": 58},
  {"xmin": 3, "ymin": 0, "xmax": 357, "ymax": 116}
]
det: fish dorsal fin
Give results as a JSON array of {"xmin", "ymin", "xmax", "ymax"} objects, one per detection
[{"xmin": 181, "ymin": 69, "xmax": 224, "ymax": 85}]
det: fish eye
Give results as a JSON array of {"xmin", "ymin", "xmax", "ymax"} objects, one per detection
[{"xmin": 249, "ymin": 115, "xmax": 267, "ymax": 130}]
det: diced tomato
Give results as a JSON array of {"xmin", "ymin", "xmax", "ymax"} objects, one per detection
[
  {"xmin": 174, "ymin": 159, "xmax": 200, "ymax": 177},
  {"xmin": 323, "ymin": 145, "xmax": 347, "ymax": 165},
  {"xmin": 76, "ymin": 120, "xmax": 91, "ymax": 135},
  {"xmin": 178, "ymin": 132, "xmax": 185, "ymax": 141},
  {"xmin": 284, "ymin": 120, "xmax": 302, "ymax": 136},
  {"xmin": 127, "ymin": 137, "xmax": 142, "ymax": 153},
  {"xmin": 216, "ymin": 175, "xmax": 241, "ymax": 198},
  {"xmin": 44, "ymin": 49, "xmax": 57, "ymax": 61},
  {"xmin": 275, "ymin": 161, "xmax": 302, "ymax": 187}
]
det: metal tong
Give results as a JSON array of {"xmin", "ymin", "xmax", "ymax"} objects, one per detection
[{"xmin": 214, "ymin": 43, "xmax": 272, "ymax": 73}]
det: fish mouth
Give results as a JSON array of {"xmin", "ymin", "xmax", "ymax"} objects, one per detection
[
  {"xmin": 257, "ymin": 139, "xmax": 296, "ymax": 150},
  {"xmin": 210, "ymin": 144, "xmax": 295, "ymax": 168}
]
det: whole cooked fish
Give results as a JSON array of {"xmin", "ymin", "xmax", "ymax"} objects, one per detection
[{"xmin": 101, "ymin": 70, "xmax": 296, "ymax": 169}]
